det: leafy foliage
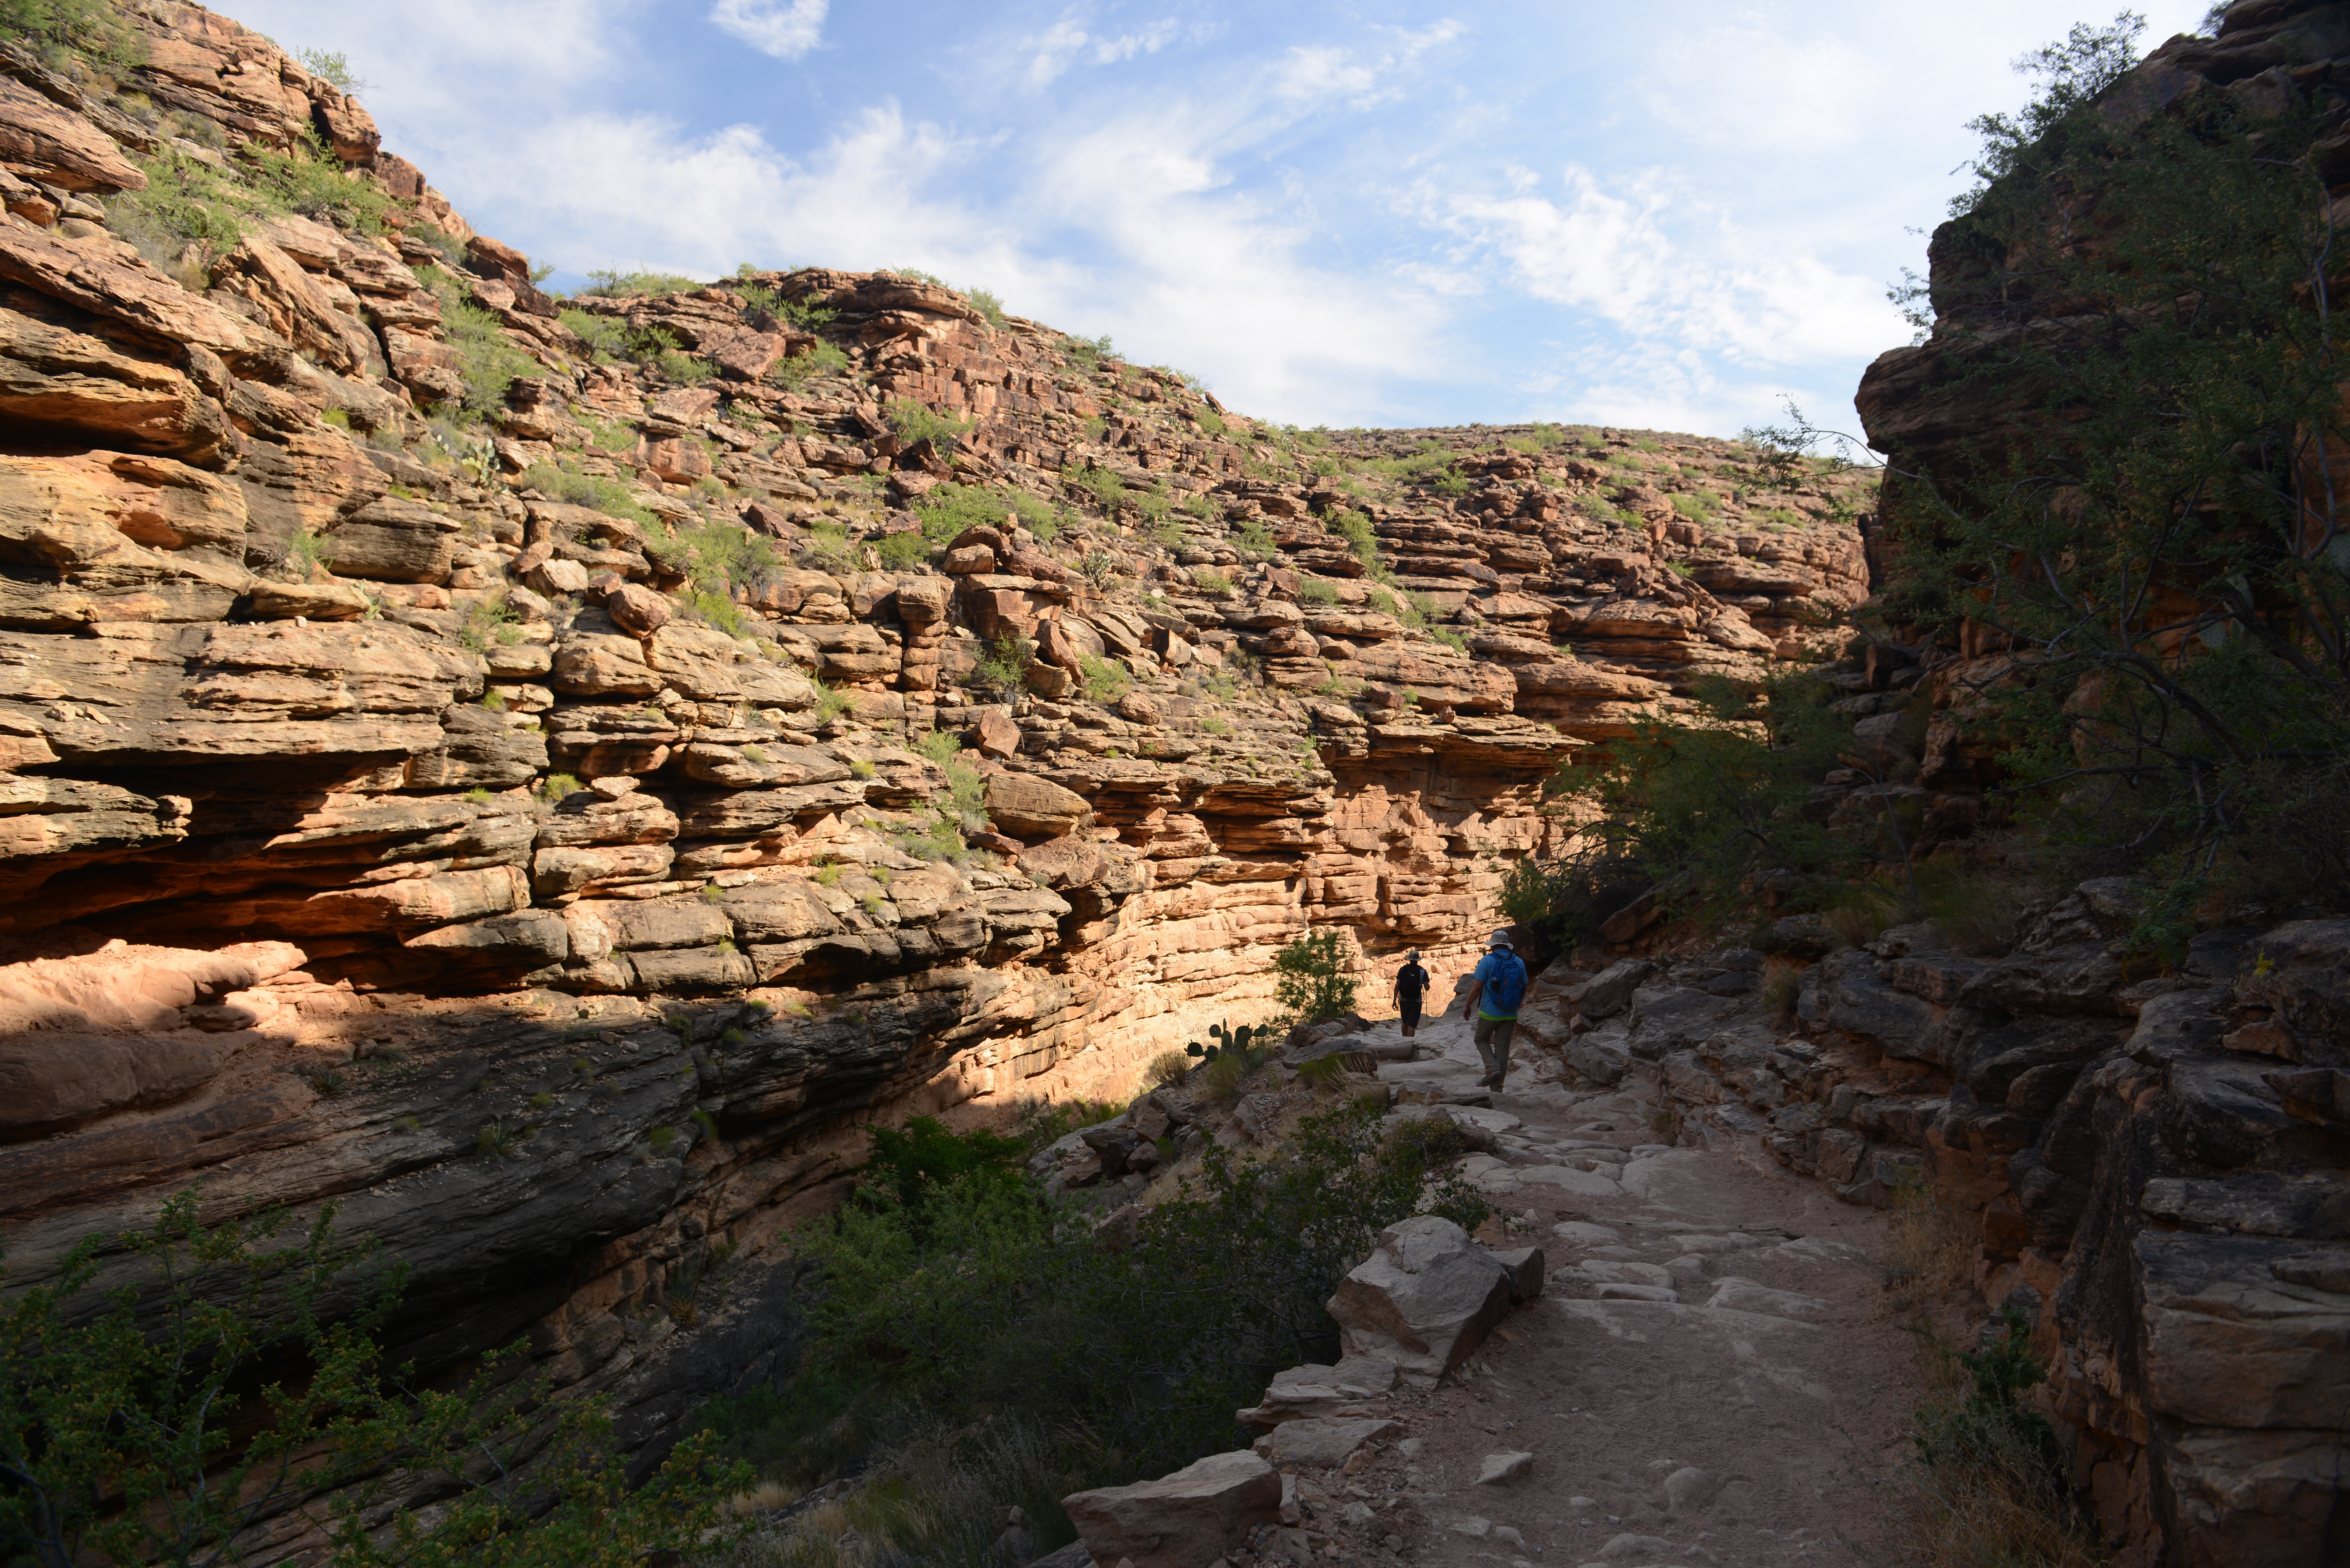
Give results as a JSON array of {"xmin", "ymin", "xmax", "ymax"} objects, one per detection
[
  {"xmin": 0, "ymin": 1193, "xmax": 745, "ymax": 1568},
  {"xmin": 785, "ymin": 1101, "xmax": 1488, "ymax": 1482},
  {"xmin": 1506, "ymin": 676, "xmax": 1857, "ymax": 943},
  {"xmin": 1879, "ymin": 12, "xmax": 2350, "ymax": 905},
  {"xmin": 1272, "ymin": 930, "xmax": 1357, "ymax": 1024}
]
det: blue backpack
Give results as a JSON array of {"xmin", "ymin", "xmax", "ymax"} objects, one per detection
[{"xmin": 1482, "ymin": 952, "xmax": 1528, "ymax": 1015}]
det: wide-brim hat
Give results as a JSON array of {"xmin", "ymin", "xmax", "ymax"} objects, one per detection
[{"xmin": 1486, "ymin": 929, "xmax": 1514, "ymax": 947}]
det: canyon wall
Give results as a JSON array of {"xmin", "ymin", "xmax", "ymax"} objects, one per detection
[
  {"xmin": 0, "ymin": 0, "xmax": 1872, "ymax": 1511},
  {"xmin": 1839, "ymin": 4, "xmax": 2350, "ymax": 1562}
]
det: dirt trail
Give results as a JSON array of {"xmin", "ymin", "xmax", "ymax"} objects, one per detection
[{"xmin": 1350, "ymin": 1006, "xmax": 1921, "ymax": 1568}]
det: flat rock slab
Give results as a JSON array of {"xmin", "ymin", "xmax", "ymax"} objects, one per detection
[
  {"xmin": 1062, "ymin": 1449, "xmax": 1279, "ymax": 1568},
  {"xmin": 1253, "ymin": 1416, "xmax": 1400, "ymax": 1468}
]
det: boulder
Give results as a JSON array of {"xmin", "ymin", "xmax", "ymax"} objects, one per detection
[
  {"xmin": 1566, "ymin": 958, "xmax": 1655, "ymax": 1021},
  {"xmin": 1252, "ymin": 1416, "xmax": 1399, "ymax": 1469},
  {"xmin": 1062, "ymin": 1449, "xmax": 1280, "ymax": 1568},
  {"xmin": 604, "ymin": 581, "xmax": 671, "ymax": 636},
  {"xmin": 1326, "ymin": 1215, "xmax": 1514, "ymax": 1387},
  {"xmin": 983, "ymin": 772, "xmax": 1092, "ymax": 838}
]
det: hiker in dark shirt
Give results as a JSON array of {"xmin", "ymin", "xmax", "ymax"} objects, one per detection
[{"xmin": 1391, "ymin": 950, "xmax": 1430, "ymax": 1037}]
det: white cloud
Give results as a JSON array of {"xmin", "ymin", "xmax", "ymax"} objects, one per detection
[
  {"xmin": 708, "ymin": 0, "xmax": 828, "ymax": 60},
  {"xmin": 1024, "ymin": 13, "xmax": 1182, "ymax": 87},
  {"xmin": 1432, "ymin": 164, "xmax": 1902, "ymax": 368},
  {"xmin": 1276, "ymin": 18, "xmax": 1463, "ymax": 107}
]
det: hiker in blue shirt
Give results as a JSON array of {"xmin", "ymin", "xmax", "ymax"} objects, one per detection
[{"xmin": 1460, "ymin": 929, "xmax": 1529, "ymax": 1091}]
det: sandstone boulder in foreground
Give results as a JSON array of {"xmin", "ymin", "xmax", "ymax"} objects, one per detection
[
  {"xmin": 1326, "ymin": 1214, "xmax": 1514, "ymax": 1387},
  {"xmin": 1061, "ymin": 1448, "xmax": 1280, "ymax": 1568}
]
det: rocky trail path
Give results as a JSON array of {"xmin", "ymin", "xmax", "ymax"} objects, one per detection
[{"xmin": 1347, "ymin": 1008, "xmax": 1920, "ymax": 1568}]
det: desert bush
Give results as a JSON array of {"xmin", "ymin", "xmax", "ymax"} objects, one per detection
[
  {"xmin": 1272, "ymin": 930, "xmax": 1357, "ymax": 1024},
  {"xmin": 768, "ymin": 341, "xmax": 851, "ymax": 388},
  {"xmin": 1200, "ymin": 1050, "xmax": 1249, "ymax": 1105},
  {"xmin": 777, "ymin": 1099, "xmax": 1487, "ymax": 1491},
  {"xmin": 0, "ymin": 1194, "xmax": 743, "ymax": 1568},
  {"xmin": 1144, "ymin": 1051, "xmax": 1192, "ymax": 1089},
  {"xmin": 1867, "ymin": 11, "xmax": 2350, "ymax": 908},
  {"xmin": 417, "ymin": 267, "xmax": 541, "ymax": 417},
  {"xmin": 583, "ymin": 268, "xmax": 701, "ymax": 296},
  {"xmin": 1862, "ymin": 1308, "xmax": 2109, "ymax": 1568},
  {"xmin": 968, "ymin": 636, "xmax": 1035, "ymax": 696},
  {"xmin": 1294, "ymin": 1054, "xmax": 1348, "ymax": 1091},
  {"xmin": 1077, "ymin": 655, "xmax": 1130, "ymax": 704},
  {"xmin": 1297, "ymin": 577, "xmax": 1338, "ymax": 606},
  {"xmin": 1509, "ymin": 675, "xmax": 1856, "ymax": 940},
  {"xmin": 1760, "ymin": 958, "xmax": 1803, "ymax": 1021}
]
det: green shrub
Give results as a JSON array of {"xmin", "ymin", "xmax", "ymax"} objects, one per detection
[
  {"xmin": 1078, "ymin": 655, "xmax": 1131, "ymax": 704},
  {"xmin": 812, "ymin": 680, "xmax": 855, "ymax": 723},
  {"xmin": 1233, "ymin": 518, "xmax": 1276, "ymax": 561},
  {"xmin": 800, "ymin": 521, "xmax": 860, "ymax": 575},
  {"xmin": 1328, "ymin": 509, "xmax": 1380, "ymax": 570},
  {"xmin": 583, "ymin": 268, "xmax": 701, "ymax": 296},
  {"xmin": 964, "ymin": 287, "xmax": 1009, "ymax": 328},
  {"xmin": 876, "ymin": 529, "xmax": 930, "ymax": 570},
  {"xmin": 1297, "ymin": 577, "xmax": 1338, "ymax": 606},
  {"xmin": 557, "ymin": 307, "xmax": 629, "ymax": 361},
  {"xmin": 514, "ymin": 462, "xmax": 655, "ymax": 528},
  {"xmin": 243, "ymin": 132, "xmax": 392, "ymax": 234},
  {"xmin": 1272, "ymin": 930, "xmax": 1357, "ymax": 1023},
  {"xmin": 1064, "ymin": 332, "xmax": 1116, "ymax": 368},
  {"xmin": 913, "ymin": 482, "xmax": 1059, "ymax": 547},
  {"xmin": 1672, "ymin": 491, "xmax": 1718, "ymax": 521},
  {"xmin": 456, "ymin": 590, "xmax": 521, "ymax": 652},
  {"xmin": 1192, "ymin": 568, "xmax": 1233, "ymax": 597},
  {"xmin": 782, "ymin": 1099, "xmax": 1485, "ymax": 1485},
  {"xmin": 970, "ymin": 635, "xmax": 1034, "ymax": 694},
  {"xmin": 889, "ymin": 400, "xmax": 971, "ymax": 450},
  {"xmin": 769, "ymin": 340, "xmax": 852, "ymax": 388},
  {"xmin": 0, "ymin": 1195, "xmax": 742, "ymax": 1568},
  {"xmin": 540, "ymin": 772, "xmax": 583, "ymax": 803},
  {"xmin": 417, "ymin": 266, "xmax": 540, "ymax": 417},
  {"xmin": 1427, "ymin": 625, "xmax": 1467, "ymax": 652},
  {"xmin": 1063, "ymin": 464, "xmax": 1125, "ymax": 517}
]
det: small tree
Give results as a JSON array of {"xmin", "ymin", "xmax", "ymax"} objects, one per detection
[{"xmin": 1272, "ymin": 930, "xmax": 1358, "ymax": 1024}]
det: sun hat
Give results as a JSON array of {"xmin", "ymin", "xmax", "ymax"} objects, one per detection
[{"xmin": 1486, "ymin": 929, "xmax": 1514, "ymax": 948}]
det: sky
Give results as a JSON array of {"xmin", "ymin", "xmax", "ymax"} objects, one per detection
[{"xmin": 231, "ymin": 0, "xmax": 2213, "ymax": 442}]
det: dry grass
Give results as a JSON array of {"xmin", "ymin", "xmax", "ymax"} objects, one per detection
[
  {"xmin": 1760, "ymin": 958, "xmax": 1803, "ymax": 1021},
  {"xmin": 1858, "ymin": 1327, "xmax": 2115, "ymax": 1568},
  {"xmin": 1858, "ymin": 1181, "xmax": 2113, "ymax": 1567},
  {"xmin": 1295, "ymin": 1054, "xmax": 1347, "ymax": 1091},
  {"xmin": 715, "ymin": 1419, "xmax": 1080, "ymax": 1568},
  {"xmin": 1143, "ymin": 1050, "xmax": 1192, "ymax": 1089},
  {"xmin": 1877, "ymin": 1178, "xmax": 1976, "ymax": 1319},
  {"xmin": 1824, "ymin": 887, "xmax": 1902, "ymax": 948},
  {"xmin": 1201, "ymin": 1051, "xmax": 1250, "ymax": 1104},
  {"xmin": 1861, "ymin": 1432, "xmax": 2115, "ymax": 1568}
]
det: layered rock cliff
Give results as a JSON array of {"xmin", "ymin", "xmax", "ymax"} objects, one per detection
[{"xmin": 0, "ymin": 0, "xmax": 1874, "ymax": 1504}]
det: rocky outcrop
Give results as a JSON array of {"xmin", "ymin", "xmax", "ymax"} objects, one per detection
[{"xmin": 1603, "ymin": 896, "xmax": 2350, "ymax": 1568}]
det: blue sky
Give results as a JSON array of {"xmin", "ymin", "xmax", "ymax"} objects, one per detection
[{"xmin": 235, "ymin": 1, "xmax": 2210, "ymax": 439}]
